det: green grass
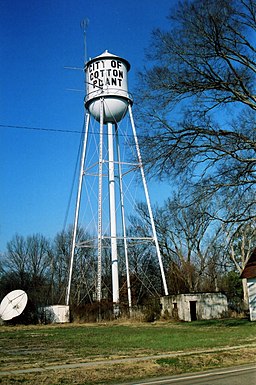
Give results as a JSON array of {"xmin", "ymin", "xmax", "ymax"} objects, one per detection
[
  {"xmin": 1, "ymin": 319, "xmax": 256, "ymax": 367},
  {"xmin": 1, "ymin": 319, "xmax": 255, "ymax": 350},
  {"xmin": 0, "ymin": 319, "xmax": 256, "ymax": 384}
]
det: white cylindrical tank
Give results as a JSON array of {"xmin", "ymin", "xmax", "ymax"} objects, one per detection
[{"xmin": 84, "ymin": 50, "xmax": 132, "ymax": 123}]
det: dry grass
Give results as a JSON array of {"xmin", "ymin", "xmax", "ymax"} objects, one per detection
[
  {"xmin": 1, "ymin": 348, "xmax": 256, "ymax": 385},
  {"xmin": 1, "ymin": 319, "xmax": 256, "ymax": 384}
]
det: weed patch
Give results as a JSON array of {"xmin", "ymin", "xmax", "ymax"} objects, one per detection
[{"xmin": 156, "ymin": 357, "xmax": 180, "ymax": 366}]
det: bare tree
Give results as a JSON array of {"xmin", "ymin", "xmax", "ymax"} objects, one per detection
[
  {"xmin": 134, "ymin": 193, "xmax": 224, "ymax": 294},
  {"xmin": 125, "ymin": 214, "xmax": 164, "ymax": 304},
  {"xmin": 52, "ymin": 228, "xmax": 73, "ymax": 303},
  {"xmin": 137, "ymin": 0, "xmax": 256, "ymax": 223},
  {"xmin": 5, "ymin": 234, "xmax": 29, "ymax": 286},
  {"xmin": 3, "ymin": 233, "xmax": 52, "ymax": 313},
  {"xmin": 52, "ymin": 226, "xmax": 97, "ymax": 305},
  {"xmin": 26, "ymin": 234, "xmax": 51, "ymax": 282}
]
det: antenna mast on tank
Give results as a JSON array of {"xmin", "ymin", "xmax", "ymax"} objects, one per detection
[{"xmin": 80, "ymin": 18, "xmax": 89, "ymax": 64}]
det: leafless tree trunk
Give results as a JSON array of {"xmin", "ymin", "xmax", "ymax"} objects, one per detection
[{"xmin": 226, "ymin": 221, "xmax": 256, "ymax": 308}]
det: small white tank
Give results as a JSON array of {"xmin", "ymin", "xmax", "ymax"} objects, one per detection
[{"xmin": 84, "ymin": 50, "xmax": 132, "ymax": 123}]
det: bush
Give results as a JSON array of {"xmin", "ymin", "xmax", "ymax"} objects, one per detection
[{"xmin": 142, "ymin": 298, "xmax": 161, "ymax": 322}]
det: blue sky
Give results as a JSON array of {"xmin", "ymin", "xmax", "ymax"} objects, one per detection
[{"xmin": 0, "ymin": 0, "xmax": 175, "ymax": 253}]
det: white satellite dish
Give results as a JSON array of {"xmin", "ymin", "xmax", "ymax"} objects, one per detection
[{"xmin": 0, "ymin": 289, "xmax": 28, "ymax": 321}]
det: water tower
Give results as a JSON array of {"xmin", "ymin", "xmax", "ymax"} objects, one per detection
[{"xmin": 66, "ymin": 50, "xmax": 168, "ymax": 316}]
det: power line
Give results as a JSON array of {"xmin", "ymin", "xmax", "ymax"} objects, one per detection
[
  {"xmin": 0, "ymin": 123, "xmax": 146, "ymax": 139},
  {"xmin": 0, "ymin": 123, "xmax": 82, "ymax": 134}
]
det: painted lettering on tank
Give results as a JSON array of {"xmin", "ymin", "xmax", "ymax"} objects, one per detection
[{"xmin": 88, "ymin": 60, "xmax": 125, "ymax": 89}]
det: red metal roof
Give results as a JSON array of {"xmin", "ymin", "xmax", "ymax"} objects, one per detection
[{"xmin": 241, "ymin": 248, "xmax": 256, "ymax": 279}]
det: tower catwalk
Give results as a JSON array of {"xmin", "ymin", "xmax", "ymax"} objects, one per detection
[{"xmin": 66, "ymin": 51, "xmax": 168, "ymax": 314}]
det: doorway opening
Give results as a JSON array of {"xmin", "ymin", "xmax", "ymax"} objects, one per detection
[{"xmin": 190, "ymin": 301, "xmax": 197, "ymax": 321}]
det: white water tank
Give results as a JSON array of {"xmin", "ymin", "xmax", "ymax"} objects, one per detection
[{"xmin": 84, "ymin": 50, "xmax": 132, "ymax": 123}]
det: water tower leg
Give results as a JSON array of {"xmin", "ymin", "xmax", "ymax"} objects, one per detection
[
  {"xmin": 97, "ymin": 99, "xmax": 104, "ymax": 310},
  {"xmin": 107, "ymin": 122, "xmax": 120, "ymax": 316},
  {"xmin": 128, "ymin": 104, "xmax": 169, "ymax": 296},
  {"xmin": 115, "ymin": 123, "xmax": 132, "ymax": 313},
  {"xmin": 66, "ymin": 113, "xmax": 90, "ymax": 307}
]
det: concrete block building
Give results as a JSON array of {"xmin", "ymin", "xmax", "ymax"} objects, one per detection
[{"xmin": 160, "ymin": 292, "xmax": 228, "ymax": 322}]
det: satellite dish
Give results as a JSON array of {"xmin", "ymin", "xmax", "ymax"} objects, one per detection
[{"xmin": 0, "ymin": 289, "xmax": 28, "ymax": 321}]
